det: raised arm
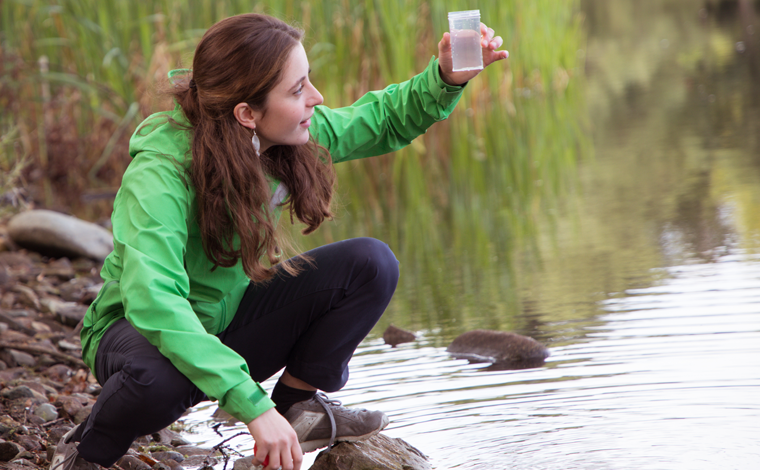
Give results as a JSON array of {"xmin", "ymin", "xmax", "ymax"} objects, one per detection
[{"xmin": 311, "ymin": 22, "xmax": 508, "ymax": 163}]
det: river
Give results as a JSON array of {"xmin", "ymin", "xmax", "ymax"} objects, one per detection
[{"xmin": 180, "ymin": 2, "xmax": 760, "ymax": 468}]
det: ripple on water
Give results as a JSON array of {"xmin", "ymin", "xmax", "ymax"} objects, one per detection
[{"xmin": 181, "ymin": 254, "xmax": 760, "ymax": 469}]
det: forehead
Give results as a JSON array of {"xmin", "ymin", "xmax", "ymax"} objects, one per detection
[{"xmin": 277, "ymin": 43, "xmax": 308, "ymax": 89}]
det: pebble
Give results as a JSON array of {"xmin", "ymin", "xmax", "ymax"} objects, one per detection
[
  {"xmin": 0, "ymin": 263, "xmax": 10, "ymax": 286},
  {"xmin": 2, "ymin": 386, "xmax": 35, "ymax": 400},
  {"xmin": 182, "ymin": 455, "xmax": 218, "ymax": 468},
  {"xmin": 162, "ymin": 460, "xmax": 185, "ymax": 470},
  {"xmin": 0, "ymin": 441, "xmax": 24, "ymax": 462},
  {"xmin": 9, "ymin": 349, "xmax": 40, "ymax": 367},
  {"xmin": 117, "ymin": 454, "xmax": 152, "ymax": 470},
  {"xmin": 33, "ymin": 403, "xmax": 59, "ymax": 422},
  {"xmin": 57, "ymin": 395, "xmax": 83, "ymax": 417},
  {"xmin": 13, "ymin": 434, "xmax": 42, "ymax": 452},
  {"xmin": 12, "ymin": 284, "xmax": 40, "ymax": 310},
  {"xmin": 151, "ymin": 451, "xmax": 185, "ymax": 463},
  {"xmin": 43, "ymin": 364, "xmax": 73, "ymax": 383},
  {"xmin": 74, "ymin": 404, "xmax": 93, "ymax": 424},
  {"xmin": 382, "ymin": 324, "xmax": 416, "ymax": 347},
  {"xmin": 42, "ymin": 258, "xmax": 75, "ymax": 280}
]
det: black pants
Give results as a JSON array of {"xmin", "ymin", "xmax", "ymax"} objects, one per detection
[{"xmin": 76, "ymin": 238, "xmax": 399, "ymax": 466}]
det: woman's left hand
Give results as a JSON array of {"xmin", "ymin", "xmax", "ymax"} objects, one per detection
[{"xmin": 438, "ymin": 22, "xmax": 509, "ymax": 86}]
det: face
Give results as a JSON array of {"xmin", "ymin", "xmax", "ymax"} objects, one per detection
[{"xmin": 250, "ymin": 43, "xmax": 323, "ymax": 152}]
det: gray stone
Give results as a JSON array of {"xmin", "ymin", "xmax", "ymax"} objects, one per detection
[
  {"xmin": 163, "ymin": 460, "xmax": 185, "ymax": 470},
  {"xmin": 117, "ymin": 454, "xmax": 152, "ymax": 470},
  {"xmin": 42, "ymin": 258, "xmax": 75, "ymax": 280},
  {"xmin": 7, "ymin": 350, "xmax": 36, "ymax": 368},
  {"xmin": 151, "ymin": 451, "xmax": 185, "ymax": 463},
  {"xmin": 58, "ymin": 395, "xmax": 84, "ymax": 417},
  {"xmin": 446, "ymin": 329, "xmax": 550, "ymax": 370},
  {"xmin": 12, "ymin": 434, "xmax": 42, "ymax": 452},
  {"xmin": 48, "ymin": 425, "xmax": 73, "ymax": 444},
  {"xmin": 0, "ymin": 441, "xmax": 24, "ymax": 461},
  {"xmin": 233, "ymin": 456, "xmax": 256, "ymax": 470},
  {"xmin": 11, "ymin": 285, "xmax": 39, "ymax": 311},
  {"xmin": 39, "ymin": 298, "xmax": 87, "ymax": 327},
  {"xmin": 33, "ymin": 403, "xmax": 58, "ymax": 422},
  {"xmin": 43, "ymin": 364, "xmax": 73, "ymax": 383},
  {"xmin": 181, "ymin": 455, "xmax": 218, "ymax": 468},
  {"xmin": 2, "ymin": 386, "xmax": 35, "ymax": 400},
  {"xmin": 150, "ymin": 427, "xmax": 191, "ymax": 447},
  {"xmin": 0, "ymin": 264, "xmax": 9, "ymax": 287},
  {"xmin": 173, "ymin": 446, "xmax": 215, "ymax": 457},
  {"xmin": 310, "ymin": 433, "xmax": 431, "ymax": 470},
  {"xmin": 382, "ymin": 324, "xmax": 416, "ymax": 347},
  {"xmin": 58, "ymin": 340, "xmax": 80, "ymax": 351},
  {"xmin": 0, "ymin": 416, "xmax": 19, "ymax": 435},
  {"xmin": 211, "ymin": 407, "xmax": 239, "ymax": 425},
  {"xmin": 8, "ymin": 209, "xmax": 113, "ymax": 261},
  {"xmin": 74, "ymin": 404, "xmax": 93, "ymax": 424}
]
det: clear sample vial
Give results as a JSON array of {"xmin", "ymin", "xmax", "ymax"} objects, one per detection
[{"xmin": 448, "ymin": 10, "xmax": 483, "ymax": 72}]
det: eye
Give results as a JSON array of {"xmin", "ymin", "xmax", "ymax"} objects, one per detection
[{"xmin": 295, "ymin": 83, "xmax": 305, "ymax": 95}]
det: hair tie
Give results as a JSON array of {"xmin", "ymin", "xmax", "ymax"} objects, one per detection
[{"xmin": 189, "ymin": 79, "xmax": 197, "ymax": 89}]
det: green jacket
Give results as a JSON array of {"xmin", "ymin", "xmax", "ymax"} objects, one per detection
[{"xmin": 81, "ymin": 57, "xmax": 464, "ymax": 424}]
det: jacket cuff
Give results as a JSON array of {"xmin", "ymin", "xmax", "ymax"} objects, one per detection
[
  {"xmin": 427, "ymin": 56, "xmax": 466, "ymax": 106},
  {"xmin": 220, "ymin": 380, "xmax": 276, "ymax": 424}
]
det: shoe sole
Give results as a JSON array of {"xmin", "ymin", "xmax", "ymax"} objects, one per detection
[{"xmin": 299, "ymin": 414, "xmax": 389, "ymax": 453}]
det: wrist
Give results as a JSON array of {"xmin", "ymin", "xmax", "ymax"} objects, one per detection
[{"xmin": 437, "ymin": 64, "xmax": 458, "ymax": 86}]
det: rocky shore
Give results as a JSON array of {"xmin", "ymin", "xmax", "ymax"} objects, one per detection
[
  {"xmin": 0, "ymin": 218, "xmax": 434, "ymax": 470},
  {"xmin": 0, "ymin": 225, "xmax": 235, "ymax": 470}
]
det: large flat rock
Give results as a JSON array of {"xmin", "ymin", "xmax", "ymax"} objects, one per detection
[
  {"xmin": 8, "ymin": 210, "xmax": 113, "ymax": 261},
  {"xmin": 309, "ymin": 433, "xmax": 431, "ymax": 470}
]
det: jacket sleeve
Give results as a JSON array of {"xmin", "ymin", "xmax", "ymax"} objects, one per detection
[
  {"xmin": 311, "ymin": 57, "xmax": 465, "ymax": 163},
  {"xmin": 113, "ymin": 151, "xmax": 275, "ymax": 424}
]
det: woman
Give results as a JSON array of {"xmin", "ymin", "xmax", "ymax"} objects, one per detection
[{"xmin": 51, "ymin": 13, "xmax": 507, "ymax": 470}]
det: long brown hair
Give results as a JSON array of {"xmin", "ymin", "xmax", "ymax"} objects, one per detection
[{"xmin": 172, "ymin": 14, "xmax": 334, "ymax": 282}]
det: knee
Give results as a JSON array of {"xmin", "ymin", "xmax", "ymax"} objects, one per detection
[
  {"xmin": 121, "ymin": 357, "xmax": 199, "ymax": 412},
  {"xmin": 348, "ymin": 237, "xmax": 399, "ymax": 290}
]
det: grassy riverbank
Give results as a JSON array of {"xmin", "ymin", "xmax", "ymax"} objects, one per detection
[{"xmin": 1, "ymin": 0, "xmax": 588, "ymax": 337}]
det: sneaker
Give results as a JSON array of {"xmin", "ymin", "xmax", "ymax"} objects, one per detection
[
  {"xmin": 283, "ymin": 393, "xmax": 389, "ymax": 453},
  {"xmin": 49, "ymin": 425, "xmax": 100, "ymax": 470}
]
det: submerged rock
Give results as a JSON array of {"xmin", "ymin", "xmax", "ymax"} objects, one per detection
[
  {"xmin": 382, "ymin": 324, "xmax": 416, "ymax": 347},
  {"xmin": 309, "ymin": 433, "xmax": 431, "ymax": 470},
  {"xmin": 446, "ymin": 329, "xmax": 549, "ymax": 370},
  {"xmin": 8, "ymin": 210, "xmax": 113, "ymax": 261}
]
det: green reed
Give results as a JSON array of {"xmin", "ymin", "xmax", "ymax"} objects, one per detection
[{"xmin": 1, "ymin": 0, "xmax": 587, "ymax": 338}]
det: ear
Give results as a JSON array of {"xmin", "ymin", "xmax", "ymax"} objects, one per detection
[{"xmin": 233, "ymin": 102, "xmax": 260, "ymax": 130}]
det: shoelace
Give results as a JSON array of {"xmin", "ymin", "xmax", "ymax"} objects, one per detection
[
  {"xmin": 51, "ymin": 448, "xmax": 79, "ymax": 470},
  {"xmin": 313, "ymin": 392, "xmax": 339, "ymax": 450}
]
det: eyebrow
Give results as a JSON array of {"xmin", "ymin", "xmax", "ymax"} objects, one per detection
[{"xmin": 290, "ymin": 69, "xmax": 311, "ymax": 90}]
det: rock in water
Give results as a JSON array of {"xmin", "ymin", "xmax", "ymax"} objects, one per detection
[
  {"xmin": 310, "ymin": 433, "xmax": 431, "ymax": 470},
  {"xmin": 446, "ymin": 330, "xmax": 549, "ymax": 370},
  {"xmin": 382, "ymin": 324, "xmax": 416, "ymax": 347},
  {"xmin": 8, "ymin": 209, "xmax": 113, "ymax": 261}
]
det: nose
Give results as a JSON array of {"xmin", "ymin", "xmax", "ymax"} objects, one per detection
[{"xmin": 307, "ymin": 83, "xmax": 323, "ymax": 107}]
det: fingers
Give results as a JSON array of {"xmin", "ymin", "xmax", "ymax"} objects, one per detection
[
  {"xmin": 479, "ymin": 23, "xmax": 505, "ymax": 52},
  {"xmin": 439, "ymin": 31, "xmax": 451, "ymax": 52}
]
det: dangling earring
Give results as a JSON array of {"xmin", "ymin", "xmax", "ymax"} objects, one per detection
[{"xmin": 252, "ymin": 129, "xmax": 261, "ymax": 157}]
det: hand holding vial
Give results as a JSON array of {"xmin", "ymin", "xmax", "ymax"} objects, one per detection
[{"xmin": 438, "ymin": 10, "xmax": 509, "ymax": 86}]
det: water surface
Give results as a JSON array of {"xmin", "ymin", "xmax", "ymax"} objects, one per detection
[{"xmin": 181, "ymin": 2, "xmax": 760, "ymax": 468}]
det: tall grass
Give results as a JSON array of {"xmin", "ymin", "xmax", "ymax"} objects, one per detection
[{"xmin": 0, "ymin": 0, "xmax": 588, "ymax": 337}]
